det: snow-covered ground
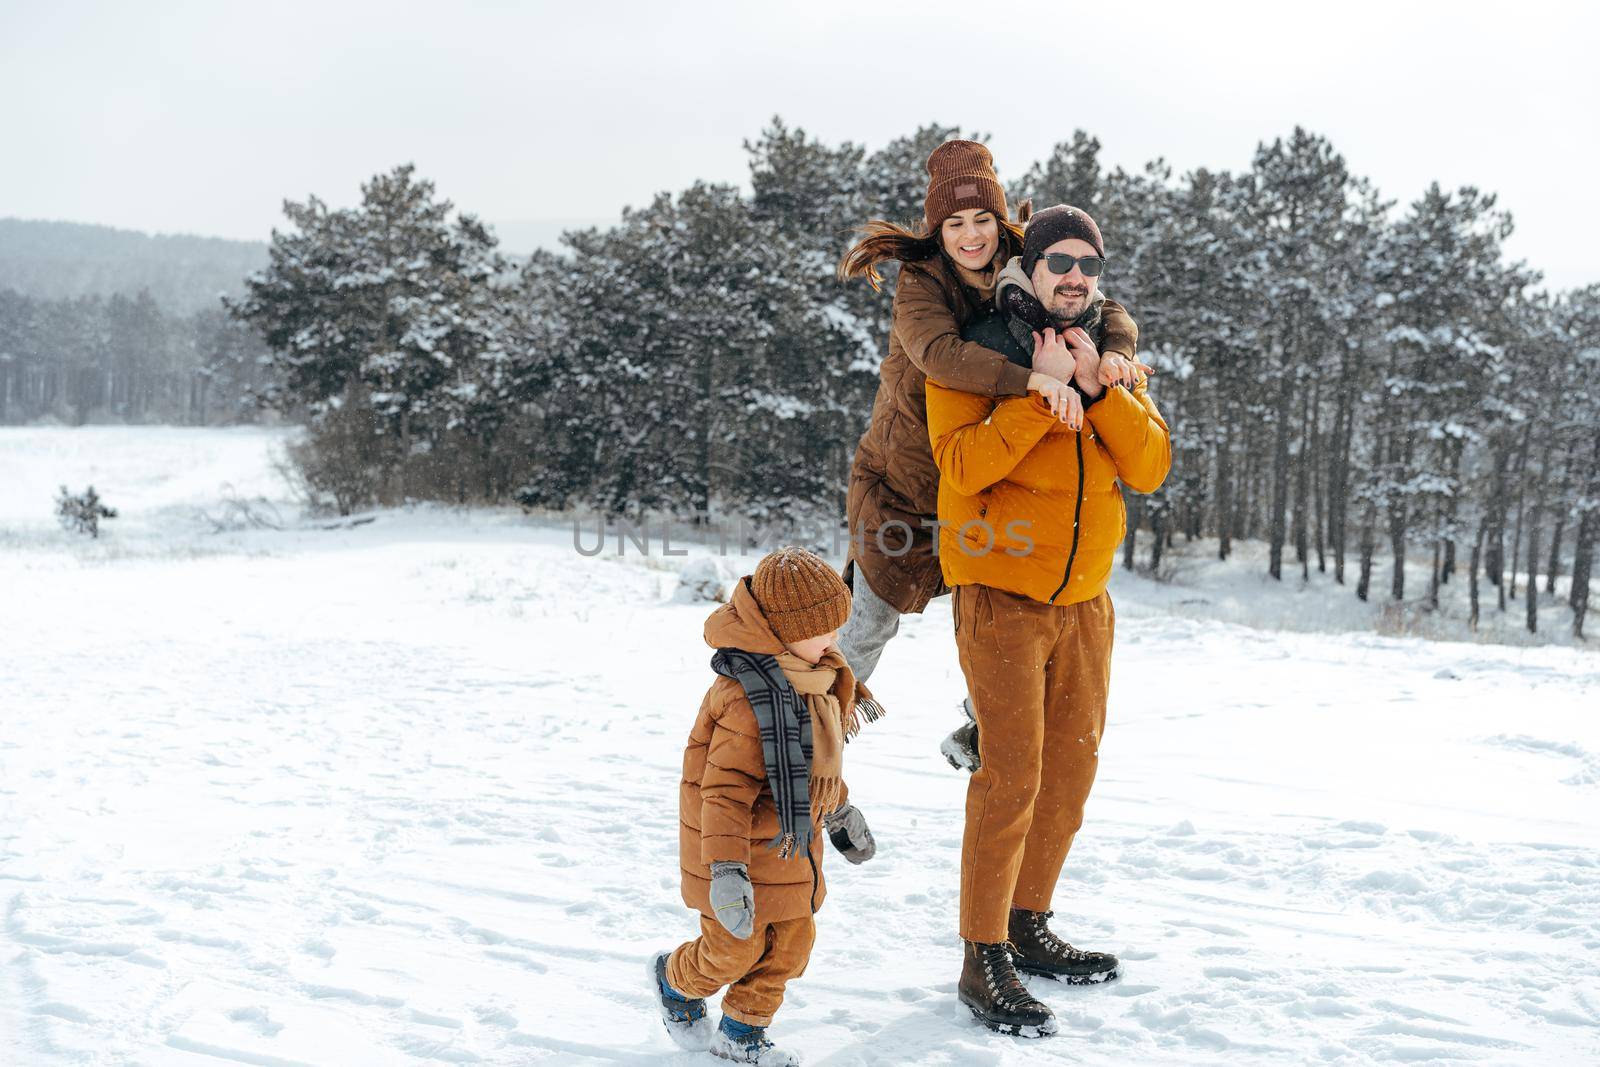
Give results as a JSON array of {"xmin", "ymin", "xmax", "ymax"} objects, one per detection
[
  {"xmin": 1115, "ymin": 533, "xmax": 1596, "ymax": 650},
  {"xmin": 2, "ymin": 426, "xmax": 1597, "ymax": 1066}
]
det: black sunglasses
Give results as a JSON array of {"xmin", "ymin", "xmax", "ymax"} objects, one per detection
[{"xmin": 1039, "ymin": 252, "xmax": 1105, "ymax": 277}]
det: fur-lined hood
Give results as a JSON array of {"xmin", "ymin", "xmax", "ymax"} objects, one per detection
[{"xmin": 996, "ymin": 255, "xmax": 1036, "ymax": 307}]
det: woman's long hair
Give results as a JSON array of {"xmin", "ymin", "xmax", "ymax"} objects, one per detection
[{"xmin": 836, "ymin": 201, "xmax": 1031, "ymax": 291}]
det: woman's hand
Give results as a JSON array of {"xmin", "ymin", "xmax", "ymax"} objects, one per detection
[
  {"xmin": 1062, "ymin": 327, "xmax": 1155, "ymax": 392},
  {"xmin": 1060, "ymin": 327, "xmax": 1104, "ymax": 398},
  {"xmin": 1030, "ymin": 327, "xmax": 1076, "ymax": 383},
  {"xmin": 1098, "ymin": 353, "xmax": 1154, "ymax": 389},
  {"xmin": 1027, "ymin": 372, "xmax": 1084, "ymax": 430}
]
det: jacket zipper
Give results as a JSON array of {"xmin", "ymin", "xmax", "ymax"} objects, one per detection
[
  {"xmin": 807, "ymin": 848, "xmax": 820, "ymax": 913},
  {"xmin": 1049, "ymin": 432, "xmax": 1086, "ymax": 604}
]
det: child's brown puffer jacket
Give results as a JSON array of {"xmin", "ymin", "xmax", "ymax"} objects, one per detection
[{"xmin": 679, "ymin": 578, "xmax": 860, "ymax": 924}]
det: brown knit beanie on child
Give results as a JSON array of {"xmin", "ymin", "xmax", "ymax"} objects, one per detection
[
  {"xmin": 923, "ymin": 139, "xmax": 1009, "ymax": 231},
  {"xmin": 750, "ymin": 547, "xmax": 852, "ymax": 644}
]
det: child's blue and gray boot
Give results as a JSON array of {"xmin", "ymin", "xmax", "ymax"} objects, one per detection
[
  {"xmin": 649, "ymin": 952, "xmax": 712, "ymax": 1049},
  {"xmin": 710, "ymin": 1015, "xmax": 800, "ymax": 1065}
]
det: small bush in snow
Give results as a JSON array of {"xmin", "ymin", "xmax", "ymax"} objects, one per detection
[
  {"xmin": 198, "ymin": 484, "xmax": 284, "ymax": 532},
  {"xmin": 284, "ymin": 405, "xmax": 388, "ymax": 516},
  {"xmin": 673, "ymin": 556, "xmax": 738, "ymax": 603},
  {"xmin": 56, "ymin": 485, "xmax": 117, "ymax": 538}
]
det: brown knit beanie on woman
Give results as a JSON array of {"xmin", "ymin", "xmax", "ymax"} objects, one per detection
[
  {"xmin": 751, "ymin": 547, "xmax": 852, "ymax": 644},
  {"xmin": 923, "ymin": 139, "xmax": 1009, "ymax": 231}
]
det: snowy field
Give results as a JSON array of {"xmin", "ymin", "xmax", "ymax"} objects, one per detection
[{"xmin": 2, "ymin": 426, "xmax": 1598, "ymax": 1067}]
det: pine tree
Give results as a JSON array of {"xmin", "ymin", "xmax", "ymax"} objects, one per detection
[
  {"xmin": 229, "ymin": 164, "xmax": 509, "ymax": 504},
  {"xmin": 1011, "ymin": 130, "xmax": 1103, "ymax": 213},
  {"xmin": 1245, "ymin": 129, "xmax": 1356, "ymax": 583},
  {"xmin": 1365, "ymin": 184, "xmax": 1516, "ymax": 601},
  {"xmin": 1558, "ymin": 285, "xmax": 1600, "ymax": 637}
]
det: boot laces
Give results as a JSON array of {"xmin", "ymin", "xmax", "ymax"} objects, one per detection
[
  {"xmin": 1021, "ymin": 910, "xmax": 1089, "ymax": 961},
  {"xmin": 981, "ymin": 942, "xmax": 1041, "ymax": 1013}
]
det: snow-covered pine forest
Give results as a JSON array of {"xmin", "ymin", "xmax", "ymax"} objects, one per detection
[
  {"xmin": 5, "ymin": 124, "xmax": 1598, "ymax": 638},
  {"xmin": 15, "ymin": 122, "xmax": 1580, "ymax": 639}
]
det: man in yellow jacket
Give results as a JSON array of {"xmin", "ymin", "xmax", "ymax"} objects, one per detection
[{"xmin": 925, "ymin": 204, "xmax": 1171, "ymax": 1037}]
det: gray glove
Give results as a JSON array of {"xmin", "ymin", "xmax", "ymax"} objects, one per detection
[
  {"xmin": 709, "ymin": 861, "xmax": 754, "ymax": 939},
  {"xmin": 824, "ymin": 804, "xmax": 876, "ymax": 864}
]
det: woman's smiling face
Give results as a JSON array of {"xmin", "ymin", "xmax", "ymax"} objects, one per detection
[{"xmin": 940, "ymin": 208, "xmax": 1000, "ymax": 269}]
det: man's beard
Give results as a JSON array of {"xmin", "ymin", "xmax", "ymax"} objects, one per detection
[{"xmin": 1047, "ymin": 286, "xmax": 1091, "ymax": 326}]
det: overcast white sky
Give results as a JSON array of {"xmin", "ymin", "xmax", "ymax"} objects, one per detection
[{"xmin": 2, "ymin": 0, "xmax": 1595, "ymax": 290}]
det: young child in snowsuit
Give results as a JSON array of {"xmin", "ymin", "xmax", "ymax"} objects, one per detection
[{"xmin": 650, "ymin": 547, "xmax": 882, "ymax": 1065}]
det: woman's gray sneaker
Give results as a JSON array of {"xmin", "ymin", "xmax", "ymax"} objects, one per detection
[{"xmin": 941, "ymin": 719, "xmax": 981, "ymax": 772}]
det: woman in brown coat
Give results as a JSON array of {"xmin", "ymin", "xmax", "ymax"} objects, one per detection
[{"xmin": 835, "ymin": 139, "xmax": 1140, "ymax": 767}]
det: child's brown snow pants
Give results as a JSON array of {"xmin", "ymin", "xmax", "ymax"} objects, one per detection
[
  {"xmin": 953, "ymin": 584, "xmax": 1114, "ymax": 943},
  {"xmin": 668, "ymin": 914, "xmax": 816, "ymax": 1026}
]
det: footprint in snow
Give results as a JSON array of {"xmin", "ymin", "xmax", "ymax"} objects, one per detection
[
  {"xmin": 227, "ymin": 1006, "xmax": 285, "ymax": 1037},
  {"xmin": 302, "ymin": 938, "xmax": 336, "ymax": 960}
]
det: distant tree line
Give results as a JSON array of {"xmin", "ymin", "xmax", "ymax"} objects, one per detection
[
  {"xmin": 0, "ymin": 218, "xmax": 267, "ymax": 314},
  {"xmin": 225, "ymin": 122, "xmax": 1598, "ymax": 637},
  {"xmin": 0, "ymin": 288, "xmax": 271, "ymax": 426}
]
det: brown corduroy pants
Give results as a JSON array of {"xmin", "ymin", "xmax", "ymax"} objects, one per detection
[
  {"xmin": 667, "ymin": 914, "xmax": 816, "ymax": 1026},
  {"xmin": 953, "ymin": 584, "xmax": 1114, "ymax": 943}
]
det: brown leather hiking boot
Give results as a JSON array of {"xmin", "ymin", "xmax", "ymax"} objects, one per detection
[
  {"xmin": 957, "ymin": 939, "xmax": 1058, "ymax": 1037},
  {"xmin": 1008, "ymin": 907, "xmax": 1121, "ymax": 984}
]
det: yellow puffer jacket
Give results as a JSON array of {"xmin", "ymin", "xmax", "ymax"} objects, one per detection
[{"xmin": 925, "ymin": 381, "xmax": 1171, "ymax": 604}]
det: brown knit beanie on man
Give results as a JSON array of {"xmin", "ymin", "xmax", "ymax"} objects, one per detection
[
  {"xmin": 1021, "ymin": 204, "xmax": 1106, "ymax": 276},
  {"xmin": 751, "ymin": 547, "xmax": 852, "ymax": 644},
  {"xmin": 923, "ymin": 139, "xmax": 1009, "ymax": 231}
]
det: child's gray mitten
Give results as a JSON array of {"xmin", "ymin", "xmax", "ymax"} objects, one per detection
[
  {"xmin": 825, "ymin": 804, "xmax": 876, "ymax": 864},
  {"xmin": 709, "ymin": 861, "xmax": 754, "ymax": 939}
]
